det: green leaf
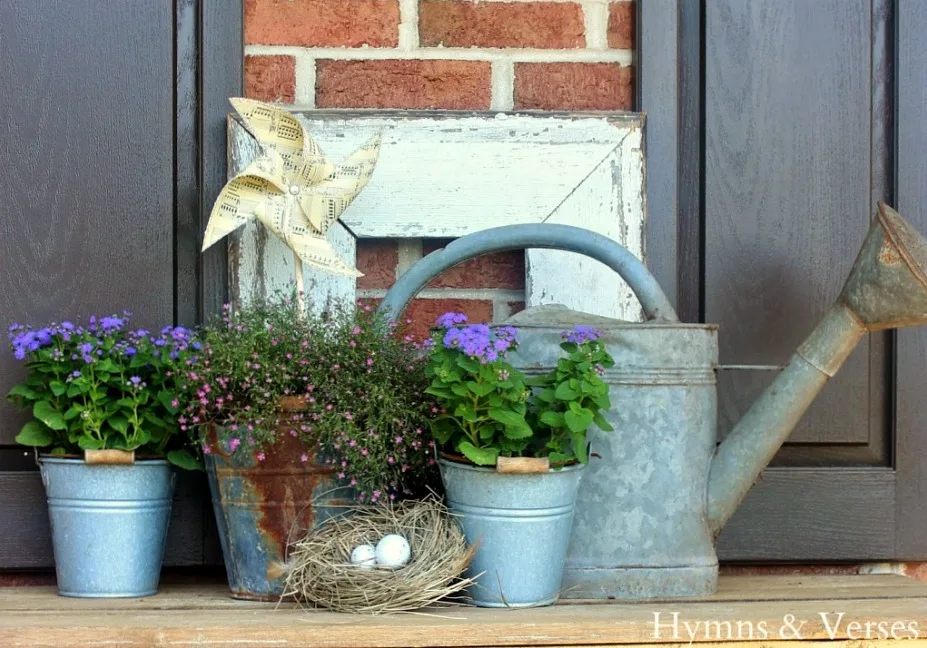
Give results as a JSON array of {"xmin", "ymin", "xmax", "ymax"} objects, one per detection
[
  {"xmin": 424, "ymin": 385, "xmax": 452, "ymax": 398},
  {"xmin": 157, "ymin": 391, "xmax": 178, "ymax": 414},
  {"xmin": 536, "ymin": 388, "xmax": 556, "ymax": 403},
  {"xmin": 555, "ymin": 382, "xmax": 580, "ymax": 400},
  {"xmin": 78, "ymin": 436, "xmax": 105, "ymax": 450},
  {"xmin": 143, "ymin": 412, "xmax": 171, "ymax": 430},
  {"xmin": 458, "ymin": 441, "xmax": 499, "ymax": 466},
  {"xmin": 66, "ymin": 383, "xmax": 82, "ymax": 398},
  {"xmin": 7, "ymin": 384, "xmax": 40, "ymax": 401},
  {"xmin": 540, "ymin": 411, "xmax": 565, "ymax": 428},
  {"xmin": 167, "ymin": 449, "xmax": 203, "ymax": 471},
  {"xmin": 548, "ymin": 451, "xmax": 574, "ymax": 465},
  {"xmin": 456, "ymin": 355, "xmax": 480, "ymax": 373},
  {"xmin": 49, "ymin": 380, "xmax": 67, "ymax": 397},
  {"xmin": 488, "ymin": 408, "xmax": 533, "ymax": 439},
  {"xmin": 15, "ymin": 421, "xmax": 53, "ymax": 447},
  {"xmin": 33, "ymin": 401, "xmax": 66, "ymax": 431},
  {"xmin": 450, "ymin": 383, "xmax": 469, "ymax": 397},
  {"xmin": 467, "ymin": 381, "xmax": 495, "ymax": 397},
  {"xmin": 571, "ymin": 433, "xmax": 588, "ymax": 464},
  {"xmin": 592, "ymin": 411, "xmax": 614, "ymax": 432},
  {"xmin": 591, "ymin": 393, "xmax": 610, "ymax": 410},
  {"xmin": 564, "ymin": 408, "xmax": 594, "ymax": 434},
  {"xmin": 108, "ymin": 415, "xmax": 129, "ymax": 435},
  {"xmin": 64, "ymin": 406, "xmax": 82, "ymax": 420}
]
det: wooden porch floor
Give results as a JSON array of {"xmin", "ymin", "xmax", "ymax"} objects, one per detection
[{"xmin": 2, "ymin": 574, "xmax": 927, "ymax": 647}]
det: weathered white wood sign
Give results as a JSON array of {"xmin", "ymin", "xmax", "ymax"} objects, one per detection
[{"xmin": 227, "ymin": 110, "xmax": 646, "ymax": 321}]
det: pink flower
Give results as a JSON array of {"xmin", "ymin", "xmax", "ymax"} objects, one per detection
[
  {"xmin": 350, "ymin": 478, "xmax": 357, "ymax": 486},
  {"xmin": 348, "ymin": 440, "xmax": 357, "ymax": 447},
  {"xmin": 229, "ymin": 438, "xmax": 241, "ymax": 452},
  {"xmin": 352, "ymin": 326, "xmax": 361, "ymax": 335},
  {"xmin": 361, "ymin": 449, "xmax": 368, "ymax": 456},
  {"xmin": 202, "ymin": 444, "xmax": 212, "ymax": 455},
  {"xmin": 256, "ymin": 452, "xmax": 265, "ymax": 461},
  {"xmin": 366, "ymin": 358, "xmax": 374, "ymax": 366},
  {"xmin": 344, "ymin": 412, "xmax": 353, "ymax": 421},
  {"xmin": 171, "ymin": 399, "xmax": 179, "ymax": 408},
  {"xmin": 300, "ymin": 453, "xmax": 309, "ymax": 463},
  {"xmin": 387, "ymin": 456, "xmax": 395, "ymax": 464},
  {"xmin": 337, "ymin": 472, "xmax": 345, "ymax": 479}
]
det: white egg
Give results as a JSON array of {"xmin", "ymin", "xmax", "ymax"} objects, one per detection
[
  {"xmin": 375, "ymin": 534, "xmax": 411, "ymax": 568},
  {"xmin": 350, "ymin": 543, "xmax": 377, "ymax": 569}
]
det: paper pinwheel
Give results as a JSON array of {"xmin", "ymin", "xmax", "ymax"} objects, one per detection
[{"xmin": 202, "ymin": 98, "xmax": 381, "ymax": 278}]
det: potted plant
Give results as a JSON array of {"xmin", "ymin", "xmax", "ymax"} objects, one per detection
[
  {"xmin": 6, "ymin": 315, "xmax": 199, "ymax": 598},
  {"xmin": 424, "ymin": 313, "xmax": 615, "ymax": 607},
  {"xmin": 180, "ymin": 292, "xmax": 440, "ymax": 600}
]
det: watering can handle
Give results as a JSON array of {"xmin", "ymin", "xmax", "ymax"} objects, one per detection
[{"xmin": 377, "ymin": 223, "xmax": 679, "ymax": 322}]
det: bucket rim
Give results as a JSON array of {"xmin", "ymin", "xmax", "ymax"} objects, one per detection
[
  {"xmin": 437, "ymin": 456, "xmax": 586, "ymax": 474},
  {"xmin": 38, "ymin": 455, "xmax": 171, "ymax": 466}
]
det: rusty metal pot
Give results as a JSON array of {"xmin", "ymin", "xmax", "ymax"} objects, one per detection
[{"xmin": 205, "ymin": 397, "xmax": 347, "ymax": 600}]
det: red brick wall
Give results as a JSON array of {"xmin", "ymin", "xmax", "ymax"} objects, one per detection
[{"xmin": 243, "ymin": 0, "xmax": 634, "ymax": 336}]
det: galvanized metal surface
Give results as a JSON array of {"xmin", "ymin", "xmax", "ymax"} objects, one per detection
[
  {"xmin": 206, "ymin": 401, "xmax": 347, "ymax": 600},
  {"xmin": 39, "ymin": 457, "xmax": 174, "ymax": 598},
  {"xmin": 439, "ymin": 458, "xmax": 585, "ymax": 608},
  {"xmin": 380, "ymin": 205, "xmax": 927, "ymax": 600}
]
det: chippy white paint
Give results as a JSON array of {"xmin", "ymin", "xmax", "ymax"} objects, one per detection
[{"xmin": 228, "ymin": 111, "xmax": 646, "ymax": 321}]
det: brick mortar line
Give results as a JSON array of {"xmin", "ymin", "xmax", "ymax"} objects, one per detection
[
  {"xmin": 294, "ymin": 57, "xmax": 316, "ymax": 108},
  {"xmin": 582, "ymin": 1, "xmax": 610, "ymax": 50},
  {"xmin": 491, "ymin": 60, "xmax": 515, "ymax": 110},
  {"xmin": 357, "ymin": 288, "xmax": 525, "ymax": 301},
  {"xmin": 398, "ymin": 0, "xmax": 419, "ymax": 50},
  {"xmin": 246, "ymin": 45, "xmax": 634, "ymax": 65}
]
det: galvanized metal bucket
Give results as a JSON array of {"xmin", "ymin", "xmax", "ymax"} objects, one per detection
[
  {"xmin": 205, "ymin": 399, "xmax": 348, "ymax": 600},
  {"xmin": 439, "ymin": 458, "xmax": 585, "ymax": 608},
  {"xmin": 39, "ymin": 456, "xmax": 175, "ymax": 598}
]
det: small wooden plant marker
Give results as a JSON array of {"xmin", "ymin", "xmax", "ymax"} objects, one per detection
[
  {"xmin": 84, "ymin": 449, "xmax": 135, "ymax": 465},
  {"xmin": 496, "ymin": 457, "xmax": 550, "ymax": 474}
]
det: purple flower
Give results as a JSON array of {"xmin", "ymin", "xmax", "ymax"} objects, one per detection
[
  {"xmin": 436, "ymin": 312, "xmax": 468, "ymax": 328},
  {"xmin": 100, "ymin": 316, "xmax": 124, "ymax": 331},
  {"xmin": 564, "ymin": 325, "xmax": 602, "ymax": 344},
  {"xmin": 129, "ymin": 376, "xmax": 142, "ymax": 385},
  {"xmin": 79, "ymin": 342, "xmax": 94, "ymax": 354},
  {"xmin": 124, "ymin": 346, "xmax": 137, "ymax": 357}
]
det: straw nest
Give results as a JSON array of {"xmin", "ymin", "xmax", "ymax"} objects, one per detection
[{"xmin": 282, "ymin": 497, "xmax": 477, "ymax": 614}]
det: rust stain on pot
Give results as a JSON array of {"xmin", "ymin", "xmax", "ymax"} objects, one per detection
[{"xmin": 247, "ymin": 397, "xmax": 340, "ymax": 581}]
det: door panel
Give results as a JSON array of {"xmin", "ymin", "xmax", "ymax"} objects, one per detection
[
  {"xmin": 704, "ymin": 0, "xmax": 885, "ymax": 455},
  {"xmin": 640, "ymin": 0, "xmax": 926, "ymax": 559},
  {"xmin": 0, "ymin": 0, "xmax": 241, "ymax": 568},
  {"xmin": 0, "ymin": 1, "xmax": 174, "ymax": 444}
]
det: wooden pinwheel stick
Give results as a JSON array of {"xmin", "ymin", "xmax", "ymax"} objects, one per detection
[{"xmin": 293, "ymin": 251, "xmax": 307, "ymax": 314}]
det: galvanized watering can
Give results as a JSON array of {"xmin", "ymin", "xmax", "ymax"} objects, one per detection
[{"xmin": 379, "ymin": 202, "xmax": 927, "ymax": 599}]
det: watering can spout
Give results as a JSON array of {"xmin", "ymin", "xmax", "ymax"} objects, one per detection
[{"xmin": 707, "ymin": 202, "xmax": 927, "ymax": 535}]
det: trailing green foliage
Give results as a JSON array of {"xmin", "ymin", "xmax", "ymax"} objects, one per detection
[{"xmin": 179, "ymin": 291, "xmax": 440, "ymax": 502}]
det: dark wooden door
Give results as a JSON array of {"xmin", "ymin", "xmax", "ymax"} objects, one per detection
[
  {"xmin": 640, "ymin": 0, "xmax": 927, "ymax": 560},
  {"xmin": 0, "ymin": 0, "xmax": 240, "ymax": 568}
]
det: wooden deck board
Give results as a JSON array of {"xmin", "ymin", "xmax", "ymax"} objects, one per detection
[{"xmin": 1, "ymin": 575, "xmax": 926, "ymax": 647}]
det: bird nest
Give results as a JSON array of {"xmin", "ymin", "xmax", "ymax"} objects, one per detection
[{"xmin": 281, "ymin": 497, "xmax": 477, "ymax": 614}]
